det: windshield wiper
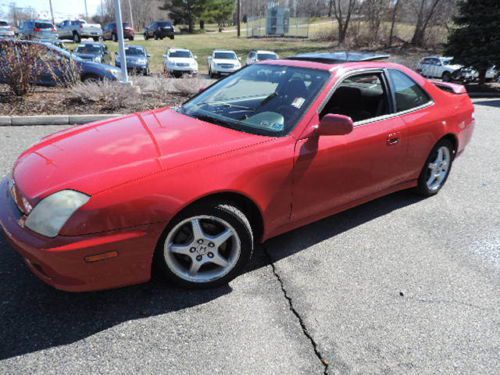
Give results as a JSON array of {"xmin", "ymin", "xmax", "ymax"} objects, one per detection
[{"xmin": 189, "ymin": 112, "xmax": 238, "ymax": 129}]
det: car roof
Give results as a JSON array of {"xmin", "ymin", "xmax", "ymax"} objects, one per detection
[
  {"xmin": 253, "ymin": 50, "xmax": 277, "ymax": 54},
  {"xmin": 169, "ymin": 48, "xmax": 191, "ymax": 52},
  {"xmin": 287, "ymin": 51, "xmax": 390, "ymax": 64},
  {"xmin": 261, "ymin": 58, "xmax": 412, "ymax": 73},
  {"xmin": 213, "ymin": 50, "xmax": 236, "ymax": 53}
]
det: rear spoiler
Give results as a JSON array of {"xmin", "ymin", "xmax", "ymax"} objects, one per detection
[{"xmin": 430, "ymin": 80, "xmax": 467, "ymax": 95}]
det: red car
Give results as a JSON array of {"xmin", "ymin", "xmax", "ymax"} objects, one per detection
[
  {"xmin": 0, "ymin": 53, "xmax": 475, "ymax": 292},
  {"xmin": 102, "ymin": 22, "xmax": 134, "ymax": 41}
]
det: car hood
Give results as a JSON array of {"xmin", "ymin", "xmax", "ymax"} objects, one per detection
[
  {"xmin": 168, "ymin": 57, "xmax": 195, "ymax": 64},
  {"xmin": 12, "ymin": 109, "xmax": 267, "ymax": 201},
  {"xmin": 212, "ymin": 58, "xmax": 238, "ymax": 65}
]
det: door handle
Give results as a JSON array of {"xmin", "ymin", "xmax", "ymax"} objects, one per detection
[{"xmin": 386, "ymin": 132, "xmax": 400, "ymax": 146}]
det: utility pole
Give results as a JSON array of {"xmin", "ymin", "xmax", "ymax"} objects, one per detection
[
  {"xmin": 127, "ymin": 0, "xmax": 134, "ymax": 30},
  {"xmin": 236, "ymin": 0, "xmax": 240, "ymax": 37},
  {"xmin": 84, "ymin": 0, "xmax": 88, "ymax": 19},
  {"xmin": 48, "ymin": 0, "xmax": 55, "ymax": 24},
  {"xmin": 114, "ymin": 0, "xmax": 130, "ymax": 84}
]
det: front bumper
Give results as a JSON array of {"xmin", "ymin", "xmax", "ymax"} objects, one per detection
[{"xmin": 0, "ymin": 178, "xmax": 165, "ymax": 292}]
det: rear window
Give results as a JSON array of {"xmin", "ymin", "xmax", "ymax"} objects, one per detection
[
  {"xmin": 157, "ymin": 22, "xmax": 172, "ymax": 27},
  {"xmin": 388, "ymin": 69, "xmax": 431, "ymax": 112},
  {"xmin": 0, "ymin": 21, "xmax": 8, "ymax": 26},
  {"xmin": 35, "ymin": 22, "xmax": 53, "ymax": 29}
]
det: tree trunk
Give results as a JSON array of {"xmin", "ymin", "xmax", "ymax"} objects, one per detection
[
  {"xmin": 328, "ymin": 0, "xmax": 333, "ymax": 18},
  {"xmin": 478, "ymin": 69, "xmax": 486, "ymax": 86},
  {"xmin": 388, "ymin": 0, "xmax": 400, "ymax": 47}
]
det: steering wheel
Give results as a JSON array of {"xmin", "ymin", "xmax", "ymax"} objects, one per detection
[{"xmin": 276, "ymin": 104, "xmax": 299, "ymax": 121}]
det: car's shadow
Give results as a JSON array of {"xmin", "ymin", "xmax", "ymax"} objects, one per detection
[
  {"xmin": 0, "ymin": 190, "xmax": 423, "ymax": 360},
  {"xmin": 473, "ymin": 99, "xmax": 500, "ymax": 108}
]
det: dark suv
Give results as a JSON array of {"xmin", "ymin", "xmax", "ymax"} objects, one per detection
[
  {"xmin": 103, "ymin": 22, "xmax": 134, "ymax": 41},
  {"xmin": 144, "ymin": 21, "xmax": 175, "ymax": 40}
]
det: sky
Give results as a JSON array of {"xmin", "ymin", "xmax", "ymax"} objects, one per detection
[{"xmin": 0, "ymin": 0, "xmax": 102, "ymax": 20}]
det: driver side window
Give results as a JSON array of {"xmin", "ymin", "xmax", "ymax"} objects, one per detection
[{"xmin": 320, "ymin": 73, "xmax": 390, "ymax": 123}]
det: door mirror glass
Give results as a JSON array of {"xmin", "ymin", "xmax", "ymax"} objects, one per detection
[{"xmin": 318, "ymin": 114, "xmax": 353, "ymax": 136}]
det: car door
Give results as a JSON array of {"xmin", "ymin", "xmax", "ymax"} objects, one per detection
[{"xmin": 292, "ymin": 71, "xmax": 408, "ymax": 223}]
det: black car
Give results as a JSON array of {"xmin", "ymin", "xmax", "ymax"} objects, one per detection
[
  {"xmin": 144, "ymin": 21, "xmax": 175, "ymax": 40},
  {"xmin": 73, "ymin": 42, "xmax": 111, "ymax": 65}
]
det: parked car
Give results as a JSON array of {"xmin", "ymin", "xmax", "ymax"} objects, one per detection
[
  {"xmin": 163, "ymin": 48, "xmax": 198, "ymax": 77},
  {"xmin": 0, "ymin": 20, "xmax": 15, "ymax": 39},
  {"xmin": 41, "ymin": 40, "xmax": 69, "ymax": 51},
  {"xmin": 416, "ymin": 56, "xmax": 462, "ymax": 82},
  {"xmin": 144, "ymin": 20, "xmax": 175, "ymax": 40},
  {"xmin": 73, "ymin": 42, "xmax": 111, "ymax": 64},
  {"xmin": 0, "ymin": 52, "xmax": 475, "ymax": 291},
  {"xmin": 57, "ymin": 19, "xmax": 102, "ymax": 43},
  {"xmin": 452, "ymin": 65, "xmax": 498, "ymax": 83},
  {"xmin": 18, "ymin": 20, "xmax": 58, "ymax": 41},
  {"xmin": 115, "ymin": 45, "xmax": 150, "ymax": 75},
  {"xmin": 208, "ymin": 50, "xmax": 241, "ymax": 78},
  {"xmin": 103, "ymin": 22, "xmax": 134, "ymax": 41},
  {"xmin": 246, "ymin": 50, "xmax": 278, "ymax": 65},
  {"xmin": 0, "ymin": 41, "xmax": 120, "ymax": 86}
]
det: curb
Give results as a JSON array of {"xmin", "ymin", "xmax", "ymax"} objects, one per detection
[{"xmin": 0, "ymin": 114, "xmax": 121, "ymax": 126}]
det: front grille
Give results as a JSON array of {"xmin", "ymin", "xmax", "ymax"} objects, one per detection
[
  {"xmin": 218, "ymin": 64, "xmax": 234, "ymax": 69},
  {"xmin": 176, "ymin": 63, "xmax": 189, "ymax": 67}
]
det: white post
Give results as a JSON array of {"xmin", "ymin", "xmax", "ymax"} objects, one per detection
[
  {"xmin": 114, "ymin": 0, "xmax": 129, "ymax": 84},
  {"xmin": 127, "ymin": 0, "xmax": 134, "ymax": 30}
]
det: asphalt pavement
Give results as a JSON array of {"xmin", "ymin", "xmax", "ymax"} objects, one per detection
[{"xmin": 0, "ymin": 99, "xmax": 499, "ymax": 374}]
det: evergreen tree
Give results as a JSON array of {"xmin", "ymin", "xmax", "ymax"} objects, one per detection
[
  {"xmin": 445, "ymin": 0, "xmax": 500, "ymax": 84},
  {"xmin": 160, "ymin": 0, "xmax": 209, "ymax": 33},
  {"xmin": 203, "ymin": 0, "xmax": 235, "ymax": 31}
]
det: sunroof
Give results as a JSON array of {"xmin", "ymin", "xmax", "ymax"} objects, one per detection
[{"xmin": 287, "ymin": 51, "xmax": 390, "ymax": 64}]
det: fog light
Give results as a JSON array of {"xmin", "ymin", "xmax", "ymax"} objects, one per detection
[{"xmin": 84, "ymin": 251, "xmax": 118, "ymax": 263}]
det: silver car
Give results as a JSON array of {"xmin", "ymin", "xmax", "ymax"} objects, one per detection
[
  {"xmin": 0, "ymin": 20, "xmax": 15, "ymax": 39},
  {"xmin": 19, "ymin": 20, "xmax": 58, "ymax": 41}
]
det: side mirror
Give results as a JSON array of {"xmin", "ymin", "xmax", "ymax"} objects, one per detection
[
  {"xmin": 162, "ymin": 54, "xmax": 168, "ymax": 58},
  {"xmin": 147, "ymin": 53, "xmax": 151, "ymax": 57},
  {"xmin": 318, "ymin": 114, "xmax": 353, "ymax": 136}
]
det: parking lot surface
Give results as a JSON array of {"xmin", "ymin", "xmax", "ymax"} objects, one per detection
[{"xmin": 0, "ymin": 99, "xmax": 499, "ymax": 374}]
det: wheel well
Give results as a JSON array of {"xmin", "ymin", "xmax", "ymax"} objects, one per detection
[
  {"xmin": 440, "ymin": 134, "xmax": 458, "ymax": 156},
  {"xmin": 178, "ymin": 193, "xmax": 264, "ymax": 244}
]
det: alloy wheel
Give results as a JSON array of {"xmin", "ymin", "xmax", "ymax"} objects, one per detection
[{"xmin": 426, "ymin": 146, "xmax": 451, "ymax": 191}]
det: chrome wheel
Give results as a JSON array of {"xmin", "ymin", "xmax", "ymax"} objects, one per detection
[
  {"xmin": 426, "ymin": 146, "xmax": 451, "ymax": 191},
  {"xmin": 164, "ymin": 215, "xmax": 241, "ymax": 283}
]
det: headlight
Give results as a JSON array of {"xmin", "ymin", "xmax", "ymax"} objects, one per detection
[
  {"xmin": 25, "ymin": 190, "xmax": 90, "ymax": 238},
  {"xmin": 106, "ymin": 68, "xmax": 120, "ymax": 78},
  {"xmin": 93, "ymin": 56, "xmax": 101, "ymax": 63},
  {"xmin": 136, "ymin": 58, "xmax": 147, "ymax": 65}
]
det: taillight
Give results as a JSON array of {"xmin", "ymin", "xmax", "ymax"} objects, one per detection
[
  {"xmin": 52, "ymin": 27, "xmax": 57, "ymax": 32},
  {"xmin": 80, "ymin": 24, "xmax": 83, "ymax": 29},
  {"xmin": 34, "ymin": 27, "xmax": 41, "ymax": 32}
]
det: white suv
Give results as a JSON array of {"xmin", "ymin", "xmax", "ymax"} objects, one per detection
[
  {"xmin": 163, "ymin": 48, "xmax": 198, "ymax": 77},
  {"xmin": 208, "ymin": 50, "xmax": 241, "ymax": 78},
  {"xmin": 416, "ymin": 56, "xmax": 462, "ymax": 82},
  {"xmin": 246, "ymin": 50, "xmax": 279, "ymax": 65}
]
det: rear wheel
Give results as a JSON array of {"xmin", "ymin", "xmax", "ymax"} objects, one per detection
[
  {"xmin": 128, "ymin": 36, "xmax": 134, "ymax": 41},
  {"xmin": 144, "ymin": 32, "xmax": 149, "ymax": 40},
  {"xmin": 415, "ymin": 139, "xmax": 454, "ymax": 196},
  {"xmin": 442, "ymin": 71, "xmax": 452, "ymax": 82},
  {"xmin": 112, "ymin": 33, "xmax": 117, "ymax": 42},
  {"xmin": 73, "ymin": 32, "xmax": 81, "ymax": 43},
  {"xmin": 155, "ymin": 203, "xmax": 254, "ymax": 288}
]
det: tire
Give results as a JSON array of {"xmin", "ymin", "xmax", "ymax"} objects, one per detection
[
  {"xmin": 129, "ymin": 36, "xmax": 134, "ymax": 41},
  {"xmin": 155, "ymin": 202, "xmax": 254, "ymax": 288},
  {"xmin": 144, "ymin": 33, "xmax": 149, "ymax": 40},
  {"xmin": 73, "ymin": 32, "xmax": 81, "ymax": 43},
  {"xmin": 92, "ymin": 36, "xmax": 100, "ymax": 42},
  {"xmin": 442, "ymin": 71, "xmax": 451, "ymax": 82},
  {"xmin": 154, "ymin": 33, "xmax": 159, "ymax": 40},
  {"xmin": 170, "ymin": 35, "xmax": 174, "ymax": 40},
  {"xmin": 415, "ymin": 139, "xmax": 454, "ymax": 197},
  {"xmin": 112, "ymin": 33, "xmax": 117, "ymax": 42},
  {"xmin": 82, "ymin": 74, "xmax": 101, "ymax": 83},
  {"xmin": 208, "ymin": 68, "xmax": 214, "ymax": 78}
]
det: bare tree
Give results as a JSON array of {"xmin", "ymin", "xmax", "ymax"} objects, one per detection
[
  {"xmin": 388, "ymin": 0, "xmax": 401, "ymax": 47},
  {"xmin": 410, "ymin": 0, "xmax": 443, "ymax": 46},
  {"xmin": 330, "ymin": 0, "xmax": 359, "ymax": 44}
]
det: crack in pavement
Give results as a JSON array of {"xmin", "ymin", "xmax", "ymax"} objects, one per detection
[{"xmin": 262, "ymin": 245, "xmax": 329, "ymax": 375}]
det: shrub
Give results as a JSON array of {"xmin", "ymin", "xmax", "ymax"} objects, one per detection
[
  {"xmin": 69, "ymin": 80, "xmax": 140, "ymax": 110},
  {"xmin": 0, "ymin": 40, "xmax": 45, "ymax": 96},
  {"xmin": 172, "ymin": 77, "xmax": 205, "ymax": 96}
]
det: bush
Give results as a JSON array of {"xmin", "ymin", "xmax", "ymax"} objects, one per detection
[
  {"xmin": 69, "ymin": 80, "xmax": 140, "ymax": 110},
  {"xmin": 172, "ymin": 77, "xmax": 205, "ymax": 96},
  {"xmin": 0, "ymin": 40, "xmax": 45, "ymax": 96}
]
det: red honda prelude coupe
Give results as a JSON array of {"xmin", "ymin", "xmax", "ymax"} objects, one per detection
[{"xmin": 0, "ymin": 52, "xmax": 475, "ymax": 291}]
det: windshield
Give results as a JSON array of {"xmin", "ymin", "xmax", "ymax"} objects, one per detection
[
  {"xmin": 125, "ymin": 47, "xmax": 145, "ymax": 56},
  {"xmin": 0, "ymin": 21, "xmax": 8, "ymax": 26},
  {"xmin": 75, "ymin": 45, "xmax": 102, "ymax": 54},
  {"xmin": 442, "ymin": 57, "xmax": 454, "ymax": 64},
  {"xmin": 158, "ymin": 22, "xmax": 172, "ymax": 27},
  {"xmin": 214, "ymin": 52, "xmax": 236, "ymax": 60},
  {"xmin": 179, "ymin": 64, "xmax": 330, "ymax": 137},
  {"xmin": 257, "ymin": 53, "xmax": 278, "ymax": 61},
  {"xmin": 169, "ymin": 50, "xmax": 192, "ymax": 58}
]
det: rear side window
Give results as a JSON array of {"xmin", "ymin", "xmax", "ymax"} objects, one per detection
[
  {"xmin": 388, "ymin": 69, "xmax": 431, "ymax": 112},
  {"xmin": 35, "ymin": 22, "xmax": 53, "ymax": 29}
]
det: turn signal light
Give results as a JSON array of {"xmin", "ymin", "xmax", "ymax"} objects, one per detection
[{"xmin": 84, "ymin": 251, "xmax": 118, "ymax": 263}]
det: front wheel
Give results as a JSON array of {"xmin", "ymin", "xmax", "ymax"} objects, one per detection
[
  {"xmin": 415, "ymin": 139, "xmax": 454, "ymax": 196},
  {"xmin": 112, "ymin": 33, "xmax": 117, "ymax": 42},
  {"xmin": 155, "ymin": 203, "xmax": 254, "ymax": 288},
  {"xmin": 442, "ymin": 71, "xmax": 452, "ymax": 82},
  {"xmin": 73, "ymin": 32, "xmax": 81, "ymax": 43}
]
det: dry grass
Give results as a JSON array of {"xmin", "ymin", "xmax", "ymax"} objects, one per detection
[{"xmin": 69, "ymin": 80, "xmax": 141, "ymax": 110}]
